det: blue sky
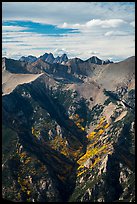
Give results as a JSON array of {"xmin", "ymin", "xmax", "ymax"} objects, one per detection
[
  {"xmin": 3, "ymin": 20, "xmax": 79, "ymax": 35},
  {"xmin": 2, "ymin": 2, "xmax": 135, "ymax": 61}
]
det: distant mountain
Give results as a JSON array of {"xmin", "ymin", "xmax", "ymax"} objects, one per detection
[
  {"xmin": 54, "ymin": 53, "xmax": 68, "ymax": 64},
  {"xmin": 19, "ymin": 53, "xmax": 113, "ymax": 65},
  {"xmin": 85, "ymin": 56, "xmax": 113, "ymax": 65},
  {"xmin": 103, "ymin": 59, "xmax": 113, "ymax": 64},
  {"xmin": 39, "ymin": 53, "xmax": 68, "ymax": 64},
  {"xmin": 20, "ymin": 55, "xmax": 37, "ymax": 63},
  {"xmin": 2, "ymin": 57, "xmax": 30, "ymax": 74},
  {"xmin": 39, "ymin": 52, "xmax": 55, "ymax": 63}
]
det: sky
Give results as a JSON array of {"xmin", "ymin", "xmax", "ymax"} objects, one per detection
[{"xmin": 2, "ymin": 2, "xmax": 135, "ymax": 61}]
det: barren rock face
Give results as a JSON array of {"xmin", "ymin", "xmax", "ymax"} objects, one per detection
[{"xmin": 2, "ymin": 70, "xmax": 43, "ymax": 95}]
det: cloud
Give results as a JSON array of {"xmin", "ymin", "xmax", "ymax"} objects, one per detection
[
  {"xmin": 88, "ymin": 50, "xmax": 100, "ymax": 55},
  {"xmin": 130, "ymin": 21, "xmax": 135, "ymax": 28},
  {"xmin": 53, "ymin": 48, "xmax": 68, "ymax": 56},
  {"xmin": 2, "ymin": 25, "xmax": 28, "ymax": 32},
  {"xmin": 60, "ymin": 22, "xmax": 81, "ymax": 29},
  {"xmin": 85, "ymin": 19, "xmax": 126, "ymax": 28},
  {"xmin": 2, "ymin": 2, "xmax": 135, "ymax": 61},
  {"xmin": 104, "ymin": 30, "xmax": 128, "ymax": 37},
  {"xmin": 59, "ymin": 19, "xmax": 127, "ymax": 30},
  {"xmin": 2, "ymin": 26, "xmax": 135, "ymax": 61},
  {"xmin": 2, "ymin": 2, "xmax": 135, "ymax": 25}
]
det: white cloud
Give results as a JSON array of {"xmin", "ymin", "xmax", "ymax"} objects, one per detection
[
  {"xmin": 53, "ymin": 48, "xmax": 68, "ymax": 56},
  {"xmin": 2, "ymin": 2, "xmax": 135, "ymax": 25},
  {"xmin": 104, "ymin": 30, "xmax": 128, "ymax": 37},
  {"xmin": 2, "ymin": 26, "xmax": 135, "ymax": 61},
  {"xmin": 2, "ymin": 2, "xmax": 135, "ymax": 61},
  {"xmin": 85, "ymin": 19, "xmax": 126, "ymax": 28},
  {"xmin": 130, "ymin": 21, "xmax": 135, "ymax": 28},
  {"xmin": 59, "ymin": 19, "xmax": 127, "ymax": 30},
  {"xmin": 88, "ymin": 50, "xmax": 100, "ymax": 55},
  {"xmin": 2, "ymin": 25, "xmax": 27, "ymax": 32}
]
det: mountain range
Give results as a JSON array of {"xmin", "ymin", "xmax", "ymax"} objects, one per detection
[
  {"xmin": 19, "ymin": 53, "xmax": 113, "ymax": 65},
  {"xmin": 2, "ymin": 52, "xmax": 135, "ymax": 202}
]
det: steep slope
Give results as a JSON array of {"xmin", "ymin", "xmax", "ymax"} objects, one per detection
[
  {"xmin": 93, "ymin": 56, "xmax": 135, "ymax": 91},
  {"xmin": 2, "ymin": 73, "xmax": 87, "ymax": 201},
  {"xmin": 2, "ymin": 58, "xmax": 30, "ymax": 74},
  {"xmin": 2, "ymin": 70, "xmax": 43, "ymax": 96}
]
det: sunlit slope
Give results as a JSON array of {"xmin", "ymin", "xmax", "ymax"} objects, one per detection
[{"xmin": 2, "ymin": 70, "xmax": 43, "ymax": 95}]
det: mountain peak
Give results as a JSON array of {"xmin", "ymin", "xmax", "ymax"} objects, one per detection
[
  {"xmin": 86, "ymin": 56, "xmax": 103, "ymax": 65},
  {"xmin": 49, "ymin": 52, "xmax": 54, "ymax": 57},
  {"xmin": 19, "ymin": 55, "xmax": 37, "ymax": 63},
  {"xmin": 39, "ymin": 52, "xmax": 55, "ymax": 64},
  {"xmin": 18, "ymin": 52, "xmax": 114, "ymax": 66},
  {"xmin": 60, "ymin": 53, "xmax": 68, "ymax": 62},
  {"xmin": 86, "ymin": 56, "xmax": 113, "ymax": 65}
]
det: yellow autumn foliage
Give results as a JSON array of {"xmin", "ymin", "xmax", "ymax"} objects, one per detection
[
  {"xmin": 31, "ymin": 127, "xmax": 40, "ymax": 138},
  {"xmin": 75, "ymin": 115, "xmax": 112, "ymax": 174},
  {"xmin": 77, "ymin": 165, "xmax": 84, "ymax": 170},
  {"xmin": 87, "ymin": 141, "xmax": 97, "ymax": 150},
  {"xmin": 24, "ymin": 157, "xmax": 31, "ymax": 165},
  {"xmin": 100, "ymin": 116, "xmax": 106, "ymax": 121},
  {"xmin": 27, "ymin": 190, "xmax": 31, "ymax": 196},
  {"xmin": 77, "ymin": 147, "xmax": 99, "ymax": 165},
  {"xmin": 17, "ymin": 192, "xmax": 21, "ymax": 199},
  {"xmin": 87, "ymin": 131, "xmax": 96, "ymax": 139},
  {"xmin": 21, "ymin": 186, "xmax": 26, "ymax": 192},
  {"xmin": 81, "ymin": 127, "xmax": 85, "ymax": 131},
  {"xmin": 104, "ymin": 123, "xmax": 110, "ymax": 129},
  {"xmin": 89, "ymin": 131, "xmax": 96, "ymax": 136},
  {"xmin": 77, "ymin": 169, "xmax": 87, "ymax": 177},
  {"xmin": 20, "ymin": 152, "xmax": 27, "ymax": 158},
  {"xmin": 31, "ymin": 127, "xmax": 35, "ymax": 135},
  {"xmin": 98, "ymin": 129, "xmax": 104, "ymax": 135}
]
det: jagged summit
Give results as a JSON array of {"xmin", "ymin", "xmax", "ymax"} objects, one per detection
[
  {"xmin": 59, "ymin": 53, "xmax": 68, "ymax": 63},
  {"xmin": 18, "ymin": 52, "xmax": 113, "ymax": 65},
  {"xmin": 38, "ymin": 52, "xmax": 69, "ymax": 64},
  {"xmin": 39, "ymin": 52, "xmax": 55, "ymax": 63}
]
